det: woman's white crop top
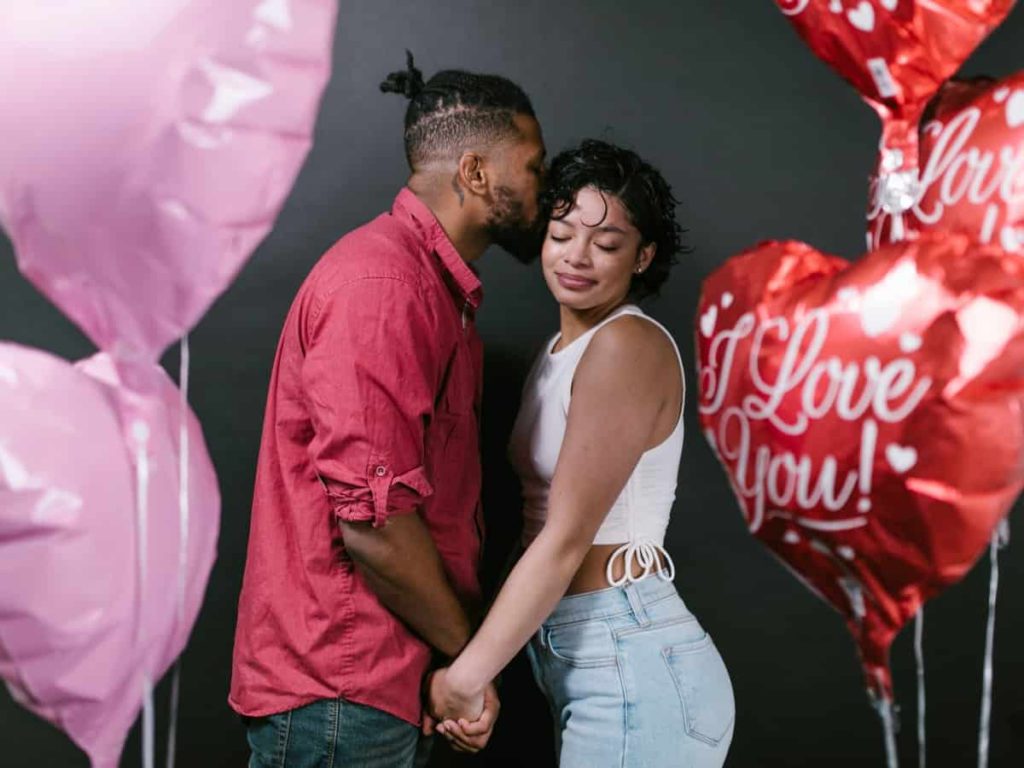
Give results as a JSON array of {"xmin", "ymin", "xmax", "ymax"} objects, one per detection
[{"xmin": 507, "ymin": 304, "xmax": 685, "ymax": 585}]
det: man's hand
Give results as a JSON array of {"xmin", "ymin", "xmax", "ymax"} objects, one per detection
[{"xmin": 425, "ymin": 669, "xmax": 500, "ymax": 754}]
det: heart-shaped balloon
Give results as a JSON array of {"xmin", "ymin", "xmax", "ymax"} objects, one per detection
[
  {"xmin": 0, "ymin": 344, "xmax": 219, "ymax": 768},
  {"xmin": 775, "ymin": 0, "xmax": 1014, "ymax": 178},
  {"xmin": 0, "ymin": 0, "xmax": 337, "ymax": 361},
  {"xmin": 880, "ymin": 72, "xmax": 1024, "ymax": 253},
  {"xmin": 697, "ymin": 233, "xmax": 1024, "ymax": 698},
  {"xmin": 869, "ymin": 75, "xmax": 994, "ymax": 246}
]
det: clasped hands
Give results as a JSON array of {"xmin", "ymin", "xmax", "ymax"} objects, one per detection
[{"xmin": 422, "ymin": 667, "xmax": 500, "ymax": 754}]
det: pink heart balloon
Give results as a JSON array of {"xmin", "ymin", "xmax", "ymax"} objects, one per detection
[
  {"xmin": 0, "ymin": 0, "xmax": 337, "ymax": 361},
  {"xmin": 0, "ymin": 344, "xmax": 219, "ymax": 768}
]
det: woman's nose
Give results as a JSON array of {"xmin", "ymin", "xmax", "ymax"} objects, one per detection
[{"xmin": 562, "ymin": 240, "xmax": 590, "ymax": 268}]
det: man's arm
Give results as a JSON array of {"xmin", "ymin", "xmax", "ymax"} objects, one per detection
[
  {"xmin": 302, "ymin": 275, "xmax": 498, "ymax": 740},
  {"xmin": 341, "ymin": 511, "xmax": 501, "ymax": 752},
  {"xmin": 339, "ymin": 512, "xmax": 471, "ymax": 658},
  {"xmin": 303, "ymin": 276, "xmax": 474, "ymax": 654}
]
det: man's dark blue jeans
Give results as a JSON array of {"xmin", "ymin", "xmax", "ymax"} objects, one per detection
[{"xmin": 246, "ymin": 696, "xmax": 434, "ymax": 768}]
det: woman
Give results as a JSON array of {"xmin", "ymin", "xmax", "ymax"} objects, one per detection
[{"xmin": 428, "ymin": 140, "xmax": 735, "ymax": 767}]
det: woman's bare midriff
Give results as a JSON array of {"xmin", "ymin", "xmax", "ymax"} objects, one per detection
[{"xmin": 565, "ymin": 543, "xmax": 668, "ymax": 595}]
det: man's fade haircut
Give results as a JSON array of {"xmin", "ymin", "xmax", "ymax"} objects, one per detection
[{"xmin": 380, "ymin": 51, "xmax": 536, "ymax": 170}]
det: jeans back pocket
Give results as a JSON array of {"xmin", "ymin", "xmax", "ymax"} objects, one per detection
[
  {"xmin": 661, "ymin": 635, "xmax": 735, "ymax": 746},
  {"xmin": 545, "ymin": 619, "xmax": 618, "ymax": 668},
  {"xmin": 245, "ymin": 710, "xmax": 291, "ymax": 768}
]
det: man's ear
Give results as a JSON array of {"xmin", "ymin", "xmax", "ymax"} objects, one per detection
[{"xmin": 456, "ymin": 152, "xmax": 489, "ymax": 197}]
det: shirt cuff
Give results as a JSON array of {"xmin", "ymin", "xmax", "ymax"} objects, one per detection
[{"xmin": 324, "ymin": 464, "xmax": 434, "ymax": 528}]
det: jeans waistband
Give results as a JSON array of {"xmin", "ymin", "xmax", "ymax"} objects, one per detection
[{"xmin": 543, "ymin": 576, "xmax": 681, "ymax": 628}]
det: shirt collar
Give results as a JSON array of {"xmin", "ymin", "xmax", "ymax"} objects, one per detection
[{"xmin": 392, "ymin": 187, "xmax": 483, "ymax": 310}]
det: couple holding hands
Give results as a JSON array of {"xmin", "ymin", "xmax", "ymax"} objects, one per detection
[{"xmin": 230, "ymin": 55, "xmax": 735, "ymax": 767}]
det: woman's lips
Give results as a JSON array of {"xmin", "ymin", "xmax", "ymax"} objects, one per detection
[{"xmin": 556, "ymin": 273, "xmax": 596, "ymax": 291}]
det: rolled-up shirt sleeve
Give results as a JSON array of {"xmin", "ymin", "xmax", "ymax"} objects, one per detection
[{"xmin": 301, "ymin": 276, "xmax": 439, "ymax": 528}]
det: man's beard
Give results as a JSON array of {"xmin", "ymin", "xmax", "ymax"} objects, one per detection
[{"xmin": 486, "ymin": 185, "xmax": 545, "ymax": 264}]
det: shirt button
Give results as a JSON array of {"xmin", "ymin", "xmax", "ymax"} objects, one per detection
[{"xmin": 374, "ymin": 465, "xmax": 387, "ymax": 477}]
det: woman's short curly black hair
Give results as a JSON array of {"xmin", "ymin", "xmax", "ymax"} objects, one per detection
[
  {"xmin": 536, "ymin": 140, "xmax": 688, "ymax": 303},
  {"xmin": 541, "ymin": 139, "xmax": 688, "ymax": 301}
]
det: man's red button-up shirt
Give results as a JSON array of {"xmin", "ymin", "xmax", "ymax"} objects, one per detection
[{"xmin": 230, "ymin": 189, "xmax": 483, "ymax": 726}]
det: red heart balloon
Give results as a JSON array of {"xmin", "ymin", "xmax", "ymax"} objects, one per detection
[
  {"xmin": 870, "ymin": 75, "xmax": 993, "ymax": 246},
  {"xmin": 697, "ymin": 233, "xmax": 1024, "ymax": 698},
  {"xmin": 883, "ymin": 72, "xmax": 1024, "ymax": 253},
  {"xmin": 776, "ymin": 1, "xmax": 1014, "ymax": 175}
]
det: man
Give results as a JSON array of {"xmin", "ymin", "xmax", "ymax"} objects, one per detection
[{"xmin": 230, "ymin": 53, "xmax": 546, "ymax": 766}]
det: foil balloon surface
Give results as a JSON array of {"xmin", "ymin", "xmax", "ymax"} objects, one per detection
[
  {"xmin": 0, "ymin": 344, "xmax": 220, "ymax": 767},
  {"xmin": 887, "ymin": 72, "xmax": 1024, "ymax": 254},
  {"xmin": 697, "ymin": 233, "xmax": 1024, "ymax": 698},
  {"xmin": 773, "ymin": 0, "xmax": 1016, "ymax": 244},
  {"xmin": 0, "ymin": 0, "xmax": 338, "ymax": 360}
]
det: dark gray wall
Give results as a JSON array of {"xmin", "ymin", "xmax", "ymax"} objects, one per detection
[{"xmin": 2, "ymin": 2, "xmax": 1023, "ymax": 765}]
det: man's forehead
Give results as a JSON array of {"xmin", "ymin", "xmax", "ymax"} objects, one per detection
[{"xmin": 513, "ymin": 113, "xmax": 544, "ymax": 147}]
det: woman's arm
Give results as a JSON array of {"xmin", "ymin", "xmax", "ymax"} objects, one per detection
[{"xmin": 427, "ymin": 317, "xmax": 677, "ymax": 730}]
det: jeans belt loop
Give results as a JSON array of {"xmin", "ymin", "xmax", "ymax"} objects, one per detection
[{"xmin": 625, "ymin": 582, "xmax": 650, "ymax": 627}]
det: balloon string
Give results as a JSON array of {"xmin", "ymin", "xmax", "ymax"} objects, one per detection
[
  {"xmin": 142, "ymin": 676, "xmax": 155, "ymax": 768},
  {"xmin": 167, "ymin": 669, "xmax": 181, "ymax": 768},
  {"xmin": 977, "ymin": 522, "xmax": 1007, "ymax": 768},
  {"xmin": 177, "ymin": 334, "xmax": 190, "ymax": 627},
  {"xmin": 890, "ymin": 212, "xmax": 905, "ymax": 243},
  {"xmin": 876, "ymin": 690, "xmax": 901, "ymax": 768},
  {"xmin": 132, "ymin": 420, "xmax": 155, "ymax": 768},
  {"xmin": 869, "ymin": 208, "xmax": 884, "ymax": 251},
  {"xmin": 914, "ymin": 610, "xmax": 926, "ymax": 768},
  {"xmin": 167, "ymin": 335, "xmax": 191, "ymax": 768},
  {"xmin": 133, "ymin": 420, "xmax": 150, "ymax": 646}
]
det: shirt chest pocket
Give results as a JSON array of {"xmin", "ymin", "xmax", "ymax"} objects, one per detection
[
  {"xmin": 436, "ymin": 344, "xmax": 477, "ymax": 419},
  {"xmin": 425, "ymin": 346, "xmax": 475, "ymax": 465},
  {"xmin": 424, "ymin": 348, "xmax": 481, "ymax": 529}
]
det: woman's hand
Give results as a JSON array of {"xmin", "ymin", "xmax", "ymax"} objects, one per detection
[{"xmin": 425, "ymin": 668, "xmax": 499, "ymax": 753}]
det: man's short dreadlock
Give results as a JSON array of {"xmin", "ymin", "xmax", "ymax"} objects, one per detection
[{"xmin": 380, "ymin": 51, "xmax": 536, "ymax": 170}]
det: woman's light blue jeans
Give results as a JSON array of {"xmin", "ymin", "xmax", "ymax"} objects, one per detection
[{"xmin": 526, "ymin": 577, "xmax": 734, "ymax": 767}]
